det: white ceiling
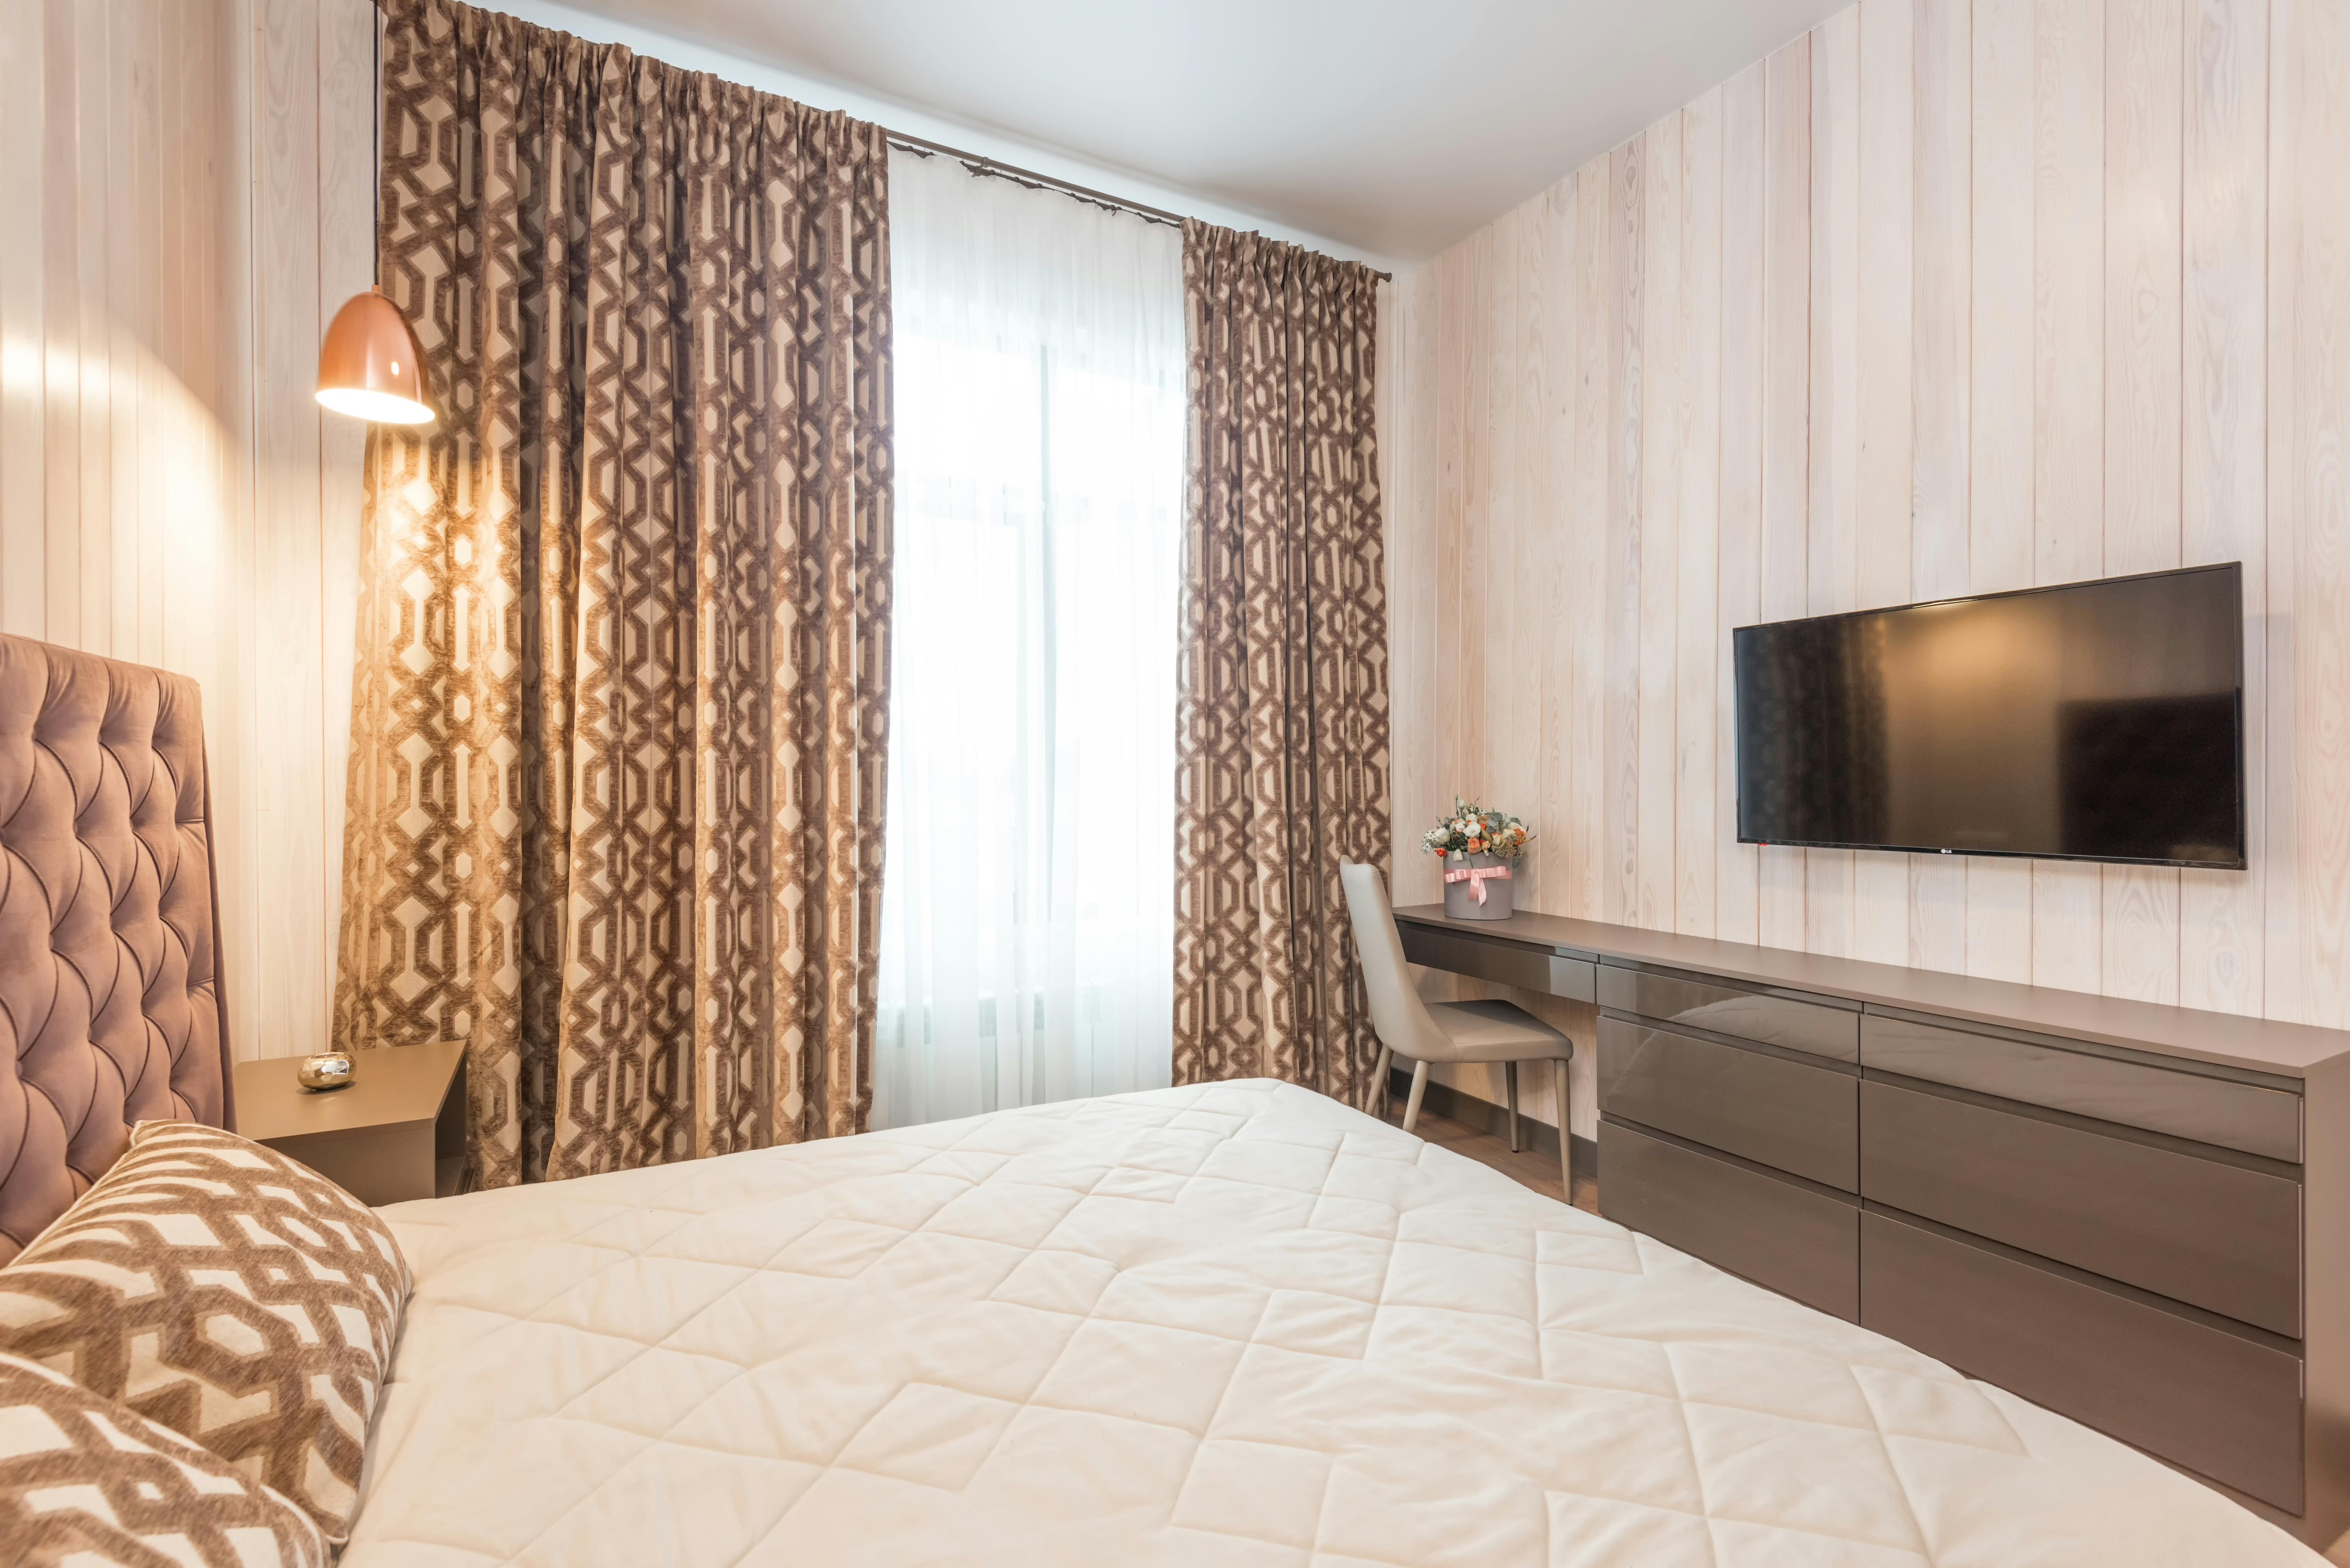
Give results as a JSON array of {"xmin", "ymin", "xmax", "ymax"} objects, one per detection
[{"xmin": 548, "ymin": 0, "xmax": 1851, "ymax": 262}]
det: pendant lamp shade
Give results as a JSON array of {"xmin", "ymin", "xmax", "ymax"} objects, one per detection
[{"xmin": 316, "ymin": 287, "xmax": 434, "ymax": 425}]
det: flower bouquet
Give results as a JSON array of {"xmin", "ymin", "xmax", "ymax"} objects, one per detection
[{"xmin": 1422, "ymin": 799, "xmax": 1531, "ymax": 920}]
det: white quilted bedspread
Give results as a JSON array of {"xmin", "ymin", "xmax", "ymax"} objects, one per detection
[{"xmin": 348, "ymin": 1081, "xmax": 2320, "ymax": 1566}]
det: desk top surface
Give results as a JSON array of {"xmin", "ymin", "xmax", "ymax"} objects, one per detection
[
  {"xmin": 1394, "ymin": 903, "xmax": 2350, "ymax": 1079},
  {"xmin": 232, "ymin": 1040, "xmax": 466, "ymax": 1143}
]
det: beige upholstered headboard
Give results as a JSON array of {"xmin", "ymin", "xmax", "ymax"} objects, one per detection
[{"xmin": 0, "ymin": 634, "xmax": 235, "ymax": 1261}]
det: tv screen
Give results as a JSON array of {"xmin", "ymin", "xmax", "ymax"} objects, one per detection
[{"xmin": 1733, "ymin": 564, "xmax": 2245, "ymax": 868}]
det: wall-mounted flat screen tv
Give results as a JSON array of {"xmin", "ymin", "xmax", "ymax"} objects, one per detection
[{"xmin": 1733, "ymin": 563, "xmax": 2245, "ymax": 869}]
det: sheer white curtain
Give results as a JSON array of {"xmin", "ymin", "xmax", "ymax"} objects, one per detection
[{"xmin": 874, "ymin": 149, "xmax": 1185, "ymax": 1129}]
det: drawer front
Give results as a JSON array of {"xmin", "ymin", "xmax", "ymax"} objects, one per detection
[
  {"xmin": 1599, "ymin": 1119, "xmax": 1858, "ymax": 1320},
  {"xmin": 1599, "ymin": 965, "xmax": 1857, "ymax": 1062},
  {"xmin": 1861, "ymin": 1210, "xmax": 2304, "ymax": 1513},
  {"xmin": 1599, "ymin": 1018, "xmax": 1857, "ymax": 1189},
  {"xmin": 1861, "ymin": 1012, "xmax": 2301, "ymax": 1161},
  {"xmin": 1860, "ymin": 1081, "xmax": 2302, "ymax": 1335},
  {"xmin": 1401, "ymin": 923, "xmax": 1596, "ymax": 1001}
]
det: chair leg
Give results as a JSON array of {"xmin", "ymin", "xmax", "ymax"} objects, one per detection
[
  {"xmin": 1504, "ymin": 1061, "xmax": 1521, "ymax": 1152},
  {"xmin": 1401, "ymin": 1059, "xmax": 1430, "ymax": 1135},
  {"xmin": 1373, "ymin": 1045, "xmax": 1393, "ymax": 1119},
  {"xmin": 1555, "ymin": 1056, "xmax": 1573, "ymax": 1197}
]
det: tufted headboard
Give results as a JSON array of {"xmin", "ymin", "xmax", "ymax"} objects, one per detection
[{"xmin": 0, "ymin": 634, "xmax": 236, "ymax": 1262}]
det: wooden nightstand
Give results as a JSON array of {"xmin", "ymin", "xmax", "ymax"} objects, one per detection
[{"xmin": 231, "ymin": 1040, "xmax": 468, "ymax": 1206}]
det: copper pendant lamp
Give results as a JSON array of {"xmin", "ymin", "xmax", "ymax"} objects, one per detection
[
  {"xmin": 316, "ymin": 12, "xmax": 433, "ymax": 426},
  {"xmin": 317, "ymin": 286, "xmax": 432, "ymax": 424}
]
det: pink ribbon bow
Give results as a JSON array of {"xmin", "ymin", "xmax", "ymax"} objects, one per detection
[{"xmin": 1444, "ymin": 862, "xmax": 1513, "ymax": 904}]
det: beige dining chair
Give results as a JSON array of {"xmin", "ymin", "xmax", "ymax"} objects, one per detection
[{"xmin": 1339, "ymin": 861, "xmax": 1574, "ymax": 1195}]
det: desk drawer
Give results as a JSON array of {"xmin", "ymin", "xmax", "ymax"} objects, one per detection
[
  {"xmin": 1860, "ymin": 1080, "xmax": 2302, "ymax": 1335},
  {"xmin": 1599, "ymin": 1018, "xmax": 1857, "ymax": 1189},
  {"xmin": 1400, "ymin": 923, "xmax": 1596, "ymax": 1001},
  {"xmin": 1599, "ymin": 964, "xmax": 1857, "ymax": 1061},
  {"xmin": 1861, "ymin": 1209, "xmax": 2304, "ymax": 1513},
  {"xmin": 1600, "ymin": 1119, "xmax": 1858, "ymax": 1320},
  {"xmin": 1861, "ymin": 1012, "xmax": 2300, "ymax": 1160}
]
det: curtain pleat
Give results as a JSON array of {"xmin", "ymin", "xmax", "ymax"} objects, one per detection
[
  {"xmin": 1172, "ymin": 221, "xmax": 1389, "ymax": 1110},
  {"xmin": 333, "ymin": 0, "xmax": 891, "ymax": 1187}
]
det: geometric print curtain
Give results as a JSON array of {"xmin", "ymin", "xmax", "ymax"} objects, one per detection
[
  {"xmin": 1171, "ymin": 220, "xmax": 1390, "ymax": 1112},
  {"xmin": 332, "ymin": 0, "xmax": 892, "ymax": 1188}
]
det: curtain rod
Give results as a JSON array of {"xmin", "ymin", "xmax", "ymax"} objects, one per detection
[{"xmin": 882, "ymin": 129, "xmax": 1393, "ymax": 283}]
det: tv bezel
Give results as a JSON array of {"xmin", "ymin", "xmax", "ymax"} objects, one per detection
[{"xmin": 1731, "ymin": 562, "xmax": 2248, "ymax": 871}]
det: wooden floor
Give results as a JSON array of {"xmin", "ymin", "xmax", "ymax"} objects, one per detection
[{"xmin": 1376, "ymin": 1102, "xmax": 1600, "ymax": 1216}]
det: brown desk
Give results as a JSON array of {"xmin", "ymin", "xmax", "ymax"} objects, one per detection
[
  {"xmin": 1395, "ymin": 903, "xmax": 2350, "ymax": 1549},
  {"xmin": 232, "ymin": 1040, "xmax": 467, "ymax": 1206}
]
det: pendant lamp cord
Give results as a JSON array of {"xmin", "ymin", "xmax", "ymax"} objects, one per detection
[{"xmin": 372, "ymin": 3, "xmax": 382, "ymax": 290}]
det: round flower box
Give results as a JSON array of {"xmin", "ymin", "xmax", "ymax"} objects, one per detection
[{"xmin": 1442, "ymin": 851, "xmax": 1515, "ymax": 920}]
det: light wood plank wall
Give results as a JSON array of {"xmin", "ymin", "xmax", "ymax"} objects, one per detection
[
  {"xmin": 1387, "ymin": 0, "xmax": 2350, "ymax": 1138},
  {"xmin": 0, "ymin": 0, "xmax": 374, "ymax": 1060}
]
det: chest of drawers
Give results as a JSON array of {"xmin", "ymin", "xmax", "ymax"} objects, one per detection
[{"xmin": 1395, "ymin": 904, "xmax": 2350, "ymax": 1550}]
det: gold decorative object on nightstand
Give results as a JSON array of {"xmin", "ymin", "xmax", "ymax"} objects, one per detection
[
  {"xmin": 233, "ymin": 1040, "xmax": 467, "ymax": 1205},
  {"xmin": 297, "ymin": 1050, "xmax": 357, "ymax": 1090}
]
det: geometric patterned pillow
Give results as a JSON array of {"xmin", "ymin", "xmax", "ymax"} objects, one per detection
[
  {"xmin": 0, "ymin": 1349, "xmax": 326, "ymax": 1568},
  {"xmin": 0, "ymin": 1122, "xmax": 411, "ymax": 1546}
]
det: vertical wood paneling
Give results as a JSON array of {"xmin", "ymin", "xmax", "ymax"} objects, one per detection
[
  {"xmin": 1392, "ymin": 0, "xmax": 2349, "ymax": 1049},
  {"xmin": 73, "ymin": 2, "xmax": 113, "ymax": 660},
  {"xmin": 0, "ymin": 1, "xmax": 48, "ymax": 637},
  {"xmin": 2180, "ymin": 0, "xmax": 2266, "ymax": 1015},
  {"xmin": 1858, "ymin": 0, "xmax": 1918, "ymax": 617},
  {"xmin": 1677, "ymin": 90, "xmax": 1723, "ymax": 939},
  {"xmin": 1912, "ymin": 0, "xmax": 1973, "ymax": 973},
  {"xmin": 219, "ymin": 0, "xmax": 264, "ymax": 1066},
  {"xmin": 2031, "ymin": 0, "xmax": 2108, "ymax": 995},
  {"xmin": 105, "ymin": 0, "xmax": 142, "ymax": 662},
  {"xmin": 1459, "ymin": 225, "xmax": 1490, "ymax": 815},
  {"xmin": 1717, "ymin": 63, "xmax": 1767, "ymax": 945},
  {"xmin": 1966, "ymin": 0, "xmax": 2036, "ymax": 983},
  {"xmin": 139, "ymin": 0, "xmax": 169, "ymax": 669},
  {"xmin": 1604, "ymin": 140, "xmax": 1644, "ymax": 924},
  {"xmin": 2103, "ymin": 0, "xmax": 2187, "ymax": 1002},
  {"xmin": 254, "ymin": 0, "xmax": 326, "ymax": 1059},
  {"xmin": 319, "ymin": 0, "xmax": 372, "ymax": 971},
  {"xmin": 1482, "ymin": 209, "xmax": 1520, "ymax": 839},
  {"xmin": 1393, "ymin": 270, "xmax": 1441, "ymax": 905},
  {"xmin": 2270, "ymin": 0, "xmax": 2350, "ymax": 1029},
  {"xmin": 1806, "ymin": 14, "xmax": 1861, "ymax": 958},
  {"xmin": 1572, "ymin": 160, "xmax": 1611, "ymax": 923},
  {"xmin": 1535, "ymin": 182, "xmax": 1578, "ymax": 917},
  {"xmin": 1512, "ymin": 200, "xmax": 1547, "ymax": 911},
  {"xmin": 1760, "ymin": 39, "xmax": 1812, "ymax": 951},
  {"xmin": 1637, "ymin": 114, "xmax": 1682, "ymax": 931},
  {"xmin": 1435, "ymin": 243, "xmax": 1467, "ymax": 829},
  {"xmin": 0, "ymin": 2, "xmax": 369, "ymax": 1059},
  {"xmin": 41, "ymin": 0, "xmax": 85, "ymax": 651},
  {"xmin": 1853, "ymin": 0, "xmax": 1915, "ymax": 967}
]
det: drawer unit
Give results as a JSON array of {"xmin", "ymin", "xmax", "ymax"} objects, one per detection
[
  {"xmin": 1599, "ymin": 963, "xmax": 1858, "ymax": 1061},
  {"xmin": 1393, "ymin": 900, "xmax": 2350, "ymax": 1546},
  {"xmin": 1598, "ymin": 1017, "xmax": 1857, "ymax": 1189},
  {"xmin": 1399, "ymin": 922, "xmax": 1596, "ymax": 1002},
  {"xmin": 1860, "ymin": 1080, "xmax": 2302, "ymax": 1335},
  {"xmin": 1861, "ymin": 1209, "xmax": 2305, "ymax": 1513},
  {"xmin": 1599, "ymin": 1119, "xmax": 1858, "ymax": 1320},
  {"xmin": 1862, "ymin": 1011, "xmax": 2301, "ymax": 1161}
]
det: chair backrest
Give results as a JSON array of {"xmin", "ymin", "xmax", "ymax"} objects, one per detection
[{"xmin": 1338, "ymin": 861, "xmax": 1448, "ymax": 1059}]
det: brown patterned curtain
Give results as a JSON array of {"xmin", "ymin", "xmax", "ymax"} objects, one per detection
[
  {"xmin": 334, "ymin": 0, "xmax": 892, "ymax": 1188},
  {"xmin": 1172, "ymin": 221, "xmax": 1389, "ymax": 1110}
]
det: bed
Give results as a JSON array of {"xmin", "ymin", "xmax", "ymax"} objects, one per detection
[
  {"xmin": 345, "ymin": 1080, "xmax": 2321, "ymax": 1566},
  {"xmin": 0, "ymin": 632, "xmax": 2324, "ymax": 1566}
]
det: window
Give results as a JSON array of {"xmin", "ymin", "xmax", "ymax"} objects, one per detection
[{"xmin": 874, "ymin": 150, "xmax": 1185, "ymax": 1127}]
